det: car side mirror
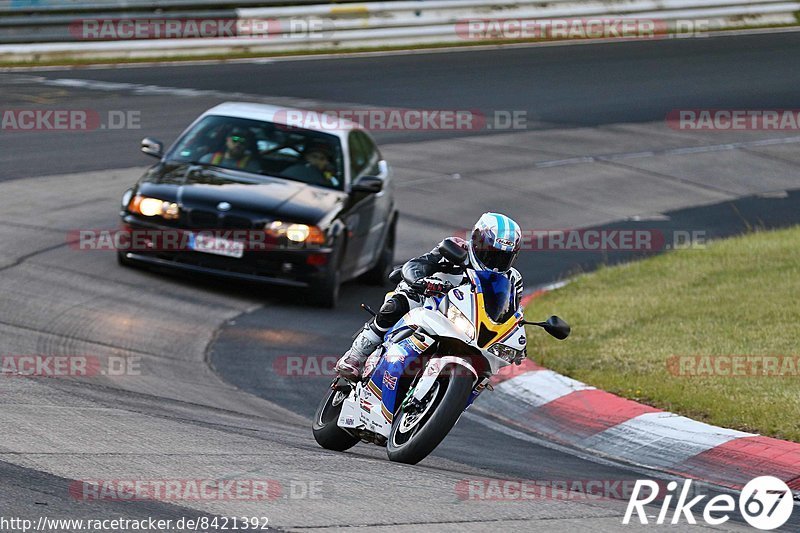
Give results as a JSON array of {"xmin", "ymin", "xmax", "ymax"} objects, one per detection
[
  {"xmin": 439, "ymin": 238, "xmax": 468, "ymax": 264},
  {"xmin": 352, "ymin": 175, "xmax": 383, "ymax": 193},
  {"xmin": 141, "ymin": 137, "xmax": 164, "ymax": 159}
]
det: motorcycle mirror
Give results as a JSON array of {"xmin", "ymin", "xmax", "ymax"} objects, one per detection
[
  {"xmin": 520, "ymin": 315, "xmax": 571, "ymax": 340},
  {"xmin": 543, "ymin": 315, "xmax": 570, "ymax": 340},
  {"xmin": 388, "ymin": 266, "xmax": 403, "ymax": 284},
  {"xmin": 438, "ymin": 239, "xmax": 467, "ymax": 264}
]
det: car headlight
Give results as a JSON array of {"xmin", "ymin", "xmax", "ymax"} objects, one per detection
[
  {"xmin": 446, "ymin": 303, "xmax": 475, "ymax": 340},
  {"xmin": 121, "ymin": 189, "xmax": 133, "ymax": 209},
  {"xmin": 266, "ymin": 221, "xmax": 326, "ymax": 245},
  {"xmin": 128, "ymin": 195, "xmax": 180, "ymax": 220},
  {"xmin": 488, "ymin": 343, "xmax": 525, "ymax": 363}
]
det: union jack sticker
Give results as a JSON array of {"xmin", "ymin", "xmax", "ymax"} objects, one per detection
[{"xmin": 382, "ymin": 371, "xmax": 398, "ymax": 390}]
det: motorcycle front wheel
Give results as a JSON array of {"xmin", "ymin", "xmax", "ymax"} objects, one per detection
[
  {"xmin": 386, "ymin": 365, "xmax": 473, "ymax": 464},
  {"xmin": 312, "ymin": 388, "xmax": 360, "ymax": 451}
]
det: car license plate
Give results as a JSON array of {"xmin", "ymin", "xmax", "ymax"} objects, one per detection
[{"xmin": 188, "ymin": 233, "xmax": 244, "ymax": 259}]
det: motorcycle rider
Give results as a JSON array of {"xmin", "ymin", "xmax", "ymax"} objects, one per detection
[{"xmin": 335, "ymin": 212, "xmax": 524, "ymax": 380}]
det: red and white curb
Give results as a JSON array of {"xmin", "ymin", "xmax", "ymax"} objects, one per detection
[{"xmin": 470, "ymin": 284, "xmax": 800, "ymax": 492}]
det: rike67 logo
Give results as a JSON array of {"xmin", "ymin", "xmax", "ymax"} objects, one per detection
[{"xmin": 624, "ymin": 476, "xmax": 793, "ymax": 530}]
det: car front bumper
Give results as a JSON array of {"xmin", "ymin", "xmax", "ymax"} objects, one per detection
[{"xmin": 119, "ymin": 217, "xmax": 334, "ymax": 288}]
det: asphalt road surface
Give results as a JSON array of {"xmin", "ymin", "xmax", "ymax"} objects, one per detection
[{"xmin": 3, "ymin": 30, "xmax": 800, "ymax": 179}]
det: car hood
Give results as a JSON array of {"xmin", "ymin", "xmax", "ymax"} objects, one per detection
[{"xmin": 136, "ymin": 162, "xmax": 347, "ymax": 225}]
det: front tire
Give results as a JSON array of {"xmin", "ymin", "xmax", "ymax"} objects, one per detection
[
  {"xmin": 313, "ymin": 388, "xmax": 360, "ymax": 452},
  {"xmin": 308, "ymin": 238, "xmax": 343, "ymax": 308},
  {"xmin": 386, "ymin": 366, "xmax": 473, "ymax": 464},
  {"xmin": 117, "ymin": 251, "xmax": 137, "ymax": 268}
]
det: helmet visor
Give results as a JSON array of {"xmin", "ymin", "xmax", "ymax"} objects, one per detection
[{"xmin": 475, "ymin": 248, "xmax": 517, "ymax": 272}]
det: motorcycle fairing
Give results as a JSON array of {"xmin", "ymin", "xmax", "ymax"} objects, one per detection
[
  {"xmin": 337, "ymin": 379, "xmax": 387, "ymax": 436},
  {"xmin": 467, "ymin": 269, "xmax": 524, "ymax": 348},
  {"xmin": 369, "ymin": 331, "xmax": 433, "ymax": 423}
]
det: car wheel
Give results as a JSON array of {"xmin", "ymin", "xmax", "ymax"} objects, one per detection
[
  {"xmin": 363, "ymin": 219, "xmax": 395, "ymax": 286},
  {"xmin": 308, "ymin": 237, "xmax": 342, "ymax": 308},
  {"xmin": 117, "ymin": 251, "xmax": 135, "ymax": 268}
]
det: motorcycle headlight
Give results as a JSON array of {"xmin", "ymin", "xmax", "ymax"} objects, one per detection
[
  {"xmin": 128, "ymin": 195, "xmax": 180, "ymax": 220},
  {"xmin": 488, "ymin": 343, "xmax": 525, "ymax": 363},
  {"xmin": 446, "ymin": 303, "xmax": 475, "ymax": 340}
]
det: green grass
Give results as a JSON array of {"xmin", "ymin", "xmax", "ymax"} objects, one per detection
[{"xmin": 524, "ymin": 226, "xmax": 800, "ymax": 441}]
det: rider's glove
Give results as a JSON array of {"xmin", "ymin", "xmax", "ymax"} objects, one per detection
[{"xmin": 419, "ymin": 277, "xmax": 448, "ymax": 296}]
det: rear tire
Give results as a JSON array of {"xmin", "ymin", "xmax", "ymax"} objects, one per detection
[
  {"xmin": 312, "ymin": 388, "xmax": 360, "ymax": 452},
  {"xmin": 386, "ymin": 366, "xmax": 473, "ymax": 464}
]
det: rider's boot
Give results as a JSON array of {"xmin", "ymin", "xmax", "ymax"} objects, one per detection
[{"xmin": 335, "ymin": 321, "xmax": 383, "ymax": 380}]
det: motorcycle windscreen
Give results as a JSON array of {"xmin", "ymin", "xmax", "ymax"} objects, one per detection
[{"xmin": 475, "ymin": 270, "xmax": 515, "ymax": 324}]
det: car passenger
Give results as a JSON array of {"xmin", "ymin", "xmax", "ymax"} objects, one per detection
[{"xmin": 280, "ymin": 142, "xmax": 340, "ymax": 188}]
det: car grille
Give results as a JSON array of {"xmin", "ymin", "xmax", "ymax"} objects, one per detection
[
  {"xmin": 188, "ymin": 209, "xmax": 218, "ymax": 228},
  {"xmin": 222, "ymin": 215, "xmax": 255, "ymax": 229},
  {"xmin": 187, "ymin": 209, "xmax": 254, "ymax": 229}
]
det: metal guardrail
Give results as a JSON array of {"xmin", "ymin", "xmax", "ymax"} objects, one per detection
[
  {"xmin": 0, "ymin": 0, "xmax": 344, "ymax": 13},
  {"xmin": 0, "ymin": 1, "xmax": 374, "ymax": 43},
  {"xmin": 1, "ymin": 0, "xmax": 799, "ymax": 61},
  {"xmin": 0, "ymin": 10, "xmax": 240, "ymax": 44}
]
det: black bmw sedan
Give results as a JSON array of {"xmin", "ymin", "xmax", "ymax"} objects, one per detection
[{"xmin": 118, "ymin": 102, "xmax": 397, "ymax": 307}]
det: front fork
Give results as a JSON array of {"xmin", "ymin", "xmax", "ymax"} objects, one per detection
[
  {"xmin": 400, "ymin": 362, "xmax": 491, "ymax": 414},
  {"xmin": 466, "ymin": 376, "xmax": 493, "ymax": 407}
]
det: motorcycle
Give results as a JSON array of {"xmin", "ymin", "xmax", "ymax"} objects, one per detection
[{"xmin": 312, "ymin": 240, "xmax": 570, "ymax": 464}]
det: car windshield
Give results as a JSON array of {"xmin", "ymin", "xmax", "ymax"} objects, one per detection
[
  {"xmin": 475, "ymin": 270, "xmax": 515, "ymax": 323},
  {"xmin": 165, "ymin": 114, "xmax": 345, "ymax": 191}
]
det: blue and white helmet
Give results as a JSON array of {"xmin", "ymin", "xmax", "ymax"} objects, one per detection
[{"xmin": 468, "ymin": 212, "xmax": 522, "ymax": 273}]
